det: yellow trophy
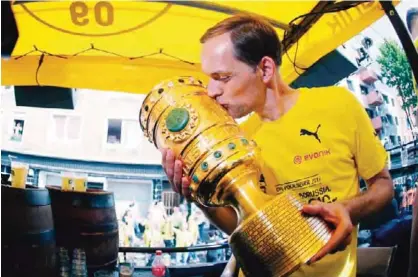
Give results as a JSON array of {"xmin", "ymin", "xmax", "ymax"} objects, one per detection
[{"xmin": 140, "ymin": 77, "xmax": 332, "ymax": 277}]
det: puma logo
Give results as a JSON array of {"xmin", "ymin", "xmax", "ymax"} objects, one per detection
[{"xmin": 300, "ymin": 124, "xmax": 321, "ymax": 143}]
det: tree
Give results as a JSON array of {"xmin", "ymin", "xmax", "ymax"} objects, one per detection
[{"xmin": 376, "ymin": 39, "xmax": 417, "ymax": 129}]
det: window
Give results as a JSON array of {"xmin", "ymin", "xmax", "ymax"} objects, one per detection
[
  {"xmin": 347, "ymin": 80, "xmax": 354, "ymax": 91},
  {"xmin": 51, "ymin": 115, "xmax": 81, "ymax": 141},
  {"xmin": 365, "ymin": 108, "xmax": 374, "ymax": 118},
  {"xmin": 382, "ymin": 95, "xmax": 389, "ymax": 104},
  {"xmin": 67, "ymin": 117, "xmax": 81, "ymax": 140},
  {"xmin": 53, "ymin": 115, "xmax": 66, "ymax": 140},
  {"xmin": 106, "ymin": 119, "xmax": 142, "ymax": 148},
  {"xmin": 391, "ymin": 98, "xmax": 395, "ymax": 107},
  {"xmin": 10, "ymin": 119, "xmax": 25, "ymax": 142},
  {"xmin": 395, "ymin": 117, "xmax": 399, "ymax": 125},
  {"xmin": 122, "ymin": 120, "xmax": 142, "ymax": 148},
  {"xmin": 162, "ymin": 191, "xmax": 181, "ymax": 215},
  {"xmin": 107, "ymin": 119, "xmax": 122, "ymax": 144},
  {"xmin": 360, "ymin": 85, "xmax": 369, "ymax": 95},
  {"xmin": 386, "ymin": 115, "xmax": 394, "ymax": 125},
  {"xmin": 87, "ymin": 181, "xmax": 104, "ymax": 190},
  {"xmin": 27, "ymin": 169, "xmax": 35, "ymax": 185},
  {"xmin": 389, "ymin": 136, "xmax": 396, "ymax": 145}
]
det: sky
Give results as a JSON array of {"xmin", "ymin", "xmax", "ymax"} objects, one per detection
[{"xmin": 356, "ymin": 0, "xmax": 417, "ymax": 56}]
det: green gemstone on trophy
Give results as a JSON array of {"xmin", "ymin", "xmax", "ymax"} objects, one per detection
[
  {"xmin": 192, "ymin": 174, "xmax": 199, "ymax": 183},
  {"xmin": 214, "ymin": 151, "xmax": 222, "ymax": 159},
  {"xmin": 228, "ymin": 142, "xmax": 236, "ymax": 150},
  {"xmin": 166, "ymin": 108, "xmax": 190, "ymax": 132},
  {"xmin": 241, "ymin": 138, "xmax": 248, "ymax": 145},
  {"xmin": 201, "ymin": 162, "xmax": 209, "ymax": 171}
]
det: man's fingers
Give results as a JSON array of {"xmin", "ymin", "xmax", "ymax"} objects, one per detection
[
  {"xmin": 181, "ymin": 176, "xmax": 192, "ymax": 199},
  {"xmin": 165, "ymin": 150, "xmax": 175, "ymax": 180},
  {"xmin": 333, "ymin": 233, "xmax": 352, "ymax": 253},
  {"xmin": 330, "ymin": 233, "xmax": 352, "ymax": 254},
  {"xmin": 309, "ymin": 219, "xmax": 352, "ymax": 263},
  {"xmin": 302, "ymin": 203, "xmax": 324, "ymax": 216},
  {"xmin": 173, "ymin": 160, "xmax": 183, "ymax": 193},
  {"xmin": 161, "ymin": 148, "xmax": 168, "ymax": 166}
]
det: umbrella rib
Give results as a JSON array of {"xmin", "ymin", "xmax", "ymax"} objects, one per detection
[
  {"xmin": 282, "ymin": 0, "xmax": 364, "ymax": 76},
  {"xmin": 283, "ymin": 1, "xmax": 364, "ymax": 52}
]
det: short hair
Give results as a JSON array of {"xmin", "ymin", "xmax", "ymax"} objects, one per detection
[
  {"xmin": 406, "ymin": 8, "xmax": 418, "ymax": 34},
  {"xmin": 200, "ymin": 13, "xmax": 282, "ymax": 69}
]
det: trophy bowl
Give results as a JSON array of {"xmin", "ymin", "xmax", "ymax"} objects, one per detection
[{"xmin": 139, "ymin": 76, "xmax": 332, "ymax": 276}]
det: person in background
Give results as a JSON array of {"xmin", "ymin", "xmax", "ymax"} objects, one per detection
[
  {"xmin": 170, "ymin": 206, "xmax": 185, "ymax": 230},
  {"xmin": 406, "ymin": 181, "xmax": 416, "ymax": 212},
  {"xmin": 145, "ymin": 222, "xmax": 165, "ymax": 266},
  {"xmin": 121, "ymin": 209, "xmax": 136, "ymax": 246},
  {"xmin": 136, "ymin": 215, "xmax": 147, "ymax": 240},
  {"xmin": 173, "ymin": 222, "xmax": 192, "ymax": 264},
  {"xmin": 161, "ymin": 215, "xmax": 175, "ymax": 261},
  {"xmin": 406, "ymin": 8, "xmax": 418, "ymax": 277},
  {"xmin": 160, "ymin": 14, "xmax": 394, "ymax": 277},
  {"xmin": 394, "ymin": 183, "xmax": 405, "ymax": 211},
  {"xmin": 401, "ymin": 184, "xmax": 408, "ymax": 214},
  {"xmin": 187, "ymin": 214, "xmax": 200, "ymax": 263}
]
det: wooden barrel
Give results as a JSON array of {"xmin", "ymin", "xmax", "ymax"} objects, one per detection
[
  {"xmin": 46, "ymin": 185, "xmax": 119, "ymax": 271},
  {"xmin": 1, "ymin": 185, "xmax": 57, "ymax": 277}
]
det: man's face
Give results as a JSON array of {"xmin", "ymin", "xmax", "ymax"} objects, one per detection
[{"xmin": 201, "ymin": 33, "xmax": 266, "ymax": 119}]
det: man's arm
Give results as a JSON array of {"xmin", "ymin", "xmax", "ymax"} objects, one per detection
[
  {"xmin": 303, "ymin": 168, "xmax": 393, "ymax": 264},
  {"xmin": 342, "ymin": 167, "xmax": 394, "ymax": 225},
  {"xmin": 200, "ymin": 167, "xmax": 393, "ymax": 241}
]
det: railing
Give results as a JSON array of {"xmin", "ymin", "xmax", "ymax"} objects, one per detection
[
  {"xmin": 388, "ymin": 140, "xmax": 418, "ymax": 170},
  {"xmin": 367, "ymin": 90, "xmax": 384, "ymax": 106},
  {"xmin": 119, "ymin": 242, "xmax": 230, "ymax": 256}
]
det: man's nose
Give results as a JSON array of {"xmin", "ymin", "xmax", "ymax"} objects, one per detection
[{"xmin": 207, "ymin": 80, "xmax": 222, "ymax": 98}]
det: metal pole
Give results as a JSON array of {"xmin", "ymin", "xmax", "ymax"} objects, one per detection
[{"xmin": 380, "ymin": 1, "xmax": 418, "ymax": 82}]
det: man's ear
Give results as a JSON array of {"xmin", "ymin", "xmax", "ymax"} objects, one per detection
[{"xmin": 258, "ymin": 56, "xmax": 276, "ymax": 84}]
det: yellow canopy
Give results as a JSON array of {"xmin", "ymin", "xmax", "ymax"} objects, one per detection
[{"xmin": 1, "ymin": 1, "xmax": 398, "ymax": 93}]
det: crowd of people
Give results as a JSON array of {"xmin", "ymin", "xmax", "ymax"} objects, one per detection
[
  {"xmin": 394, "ymin": 179, "xmax": 417, "ymax": 214},
  {"xmin": 358, "ymin": 176, "xmax": 417, "ymax": 240},
  {"xmin": 116, "ymin": 176, "xmax": 417, "ymax": 268},
  {"xmin": 117, "ymin": 200, "xmax": 229, "ymax": 267}
]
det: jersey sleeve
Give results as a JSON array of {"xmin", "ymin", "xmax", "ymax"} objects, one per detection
[{"xmin": 345, "ymin": 89, "xmax": 388, "ymax": 180}]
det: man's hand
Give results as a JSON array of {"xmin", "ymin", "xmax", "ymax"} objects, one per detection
[
  {"xmin": 302, "ymin": 201, "xmax": 353, "ymax": 264},
  {"xmin": 161, "ymin": 148, "xmax": 192, "ymax": 200}
]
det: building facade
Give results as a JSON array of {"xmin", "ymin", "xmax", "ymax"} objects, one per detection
[
  {"xmin": 0, "ymin": 86, "xmax": 171, "ymax": 218},
  {"xmin": 336, "ymin": 29, "xmax": 417, "ymax": 183}
]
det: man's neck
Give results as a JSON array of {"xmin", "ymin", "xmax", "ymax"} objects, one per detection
[{"xmin": 257, "ymin": 74, "xmax": 299, "ymax": 122}]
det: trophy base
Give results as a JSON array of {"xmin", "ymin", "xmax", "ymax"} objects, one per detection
[{"xmin": 229, "ymin": 193, "xmax": 331, "ymax": 277}]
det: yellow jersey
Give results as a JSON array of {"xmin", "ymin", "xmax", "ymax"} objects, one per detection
[{"xmin": 239, "ymin": 86, "xmax": 387, "ymax": 277}]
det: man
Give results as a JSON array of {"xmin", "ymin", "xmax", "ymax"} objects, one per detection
[{"xmin": 160, "ymin": 14, "xmax": 393, "ymax": 276}]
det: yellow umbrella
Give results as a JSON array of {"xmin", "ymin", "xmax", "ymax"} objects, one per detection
[{"xmin": 1, "ymin": 0, "xmax": 398, "ymax": 93}]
